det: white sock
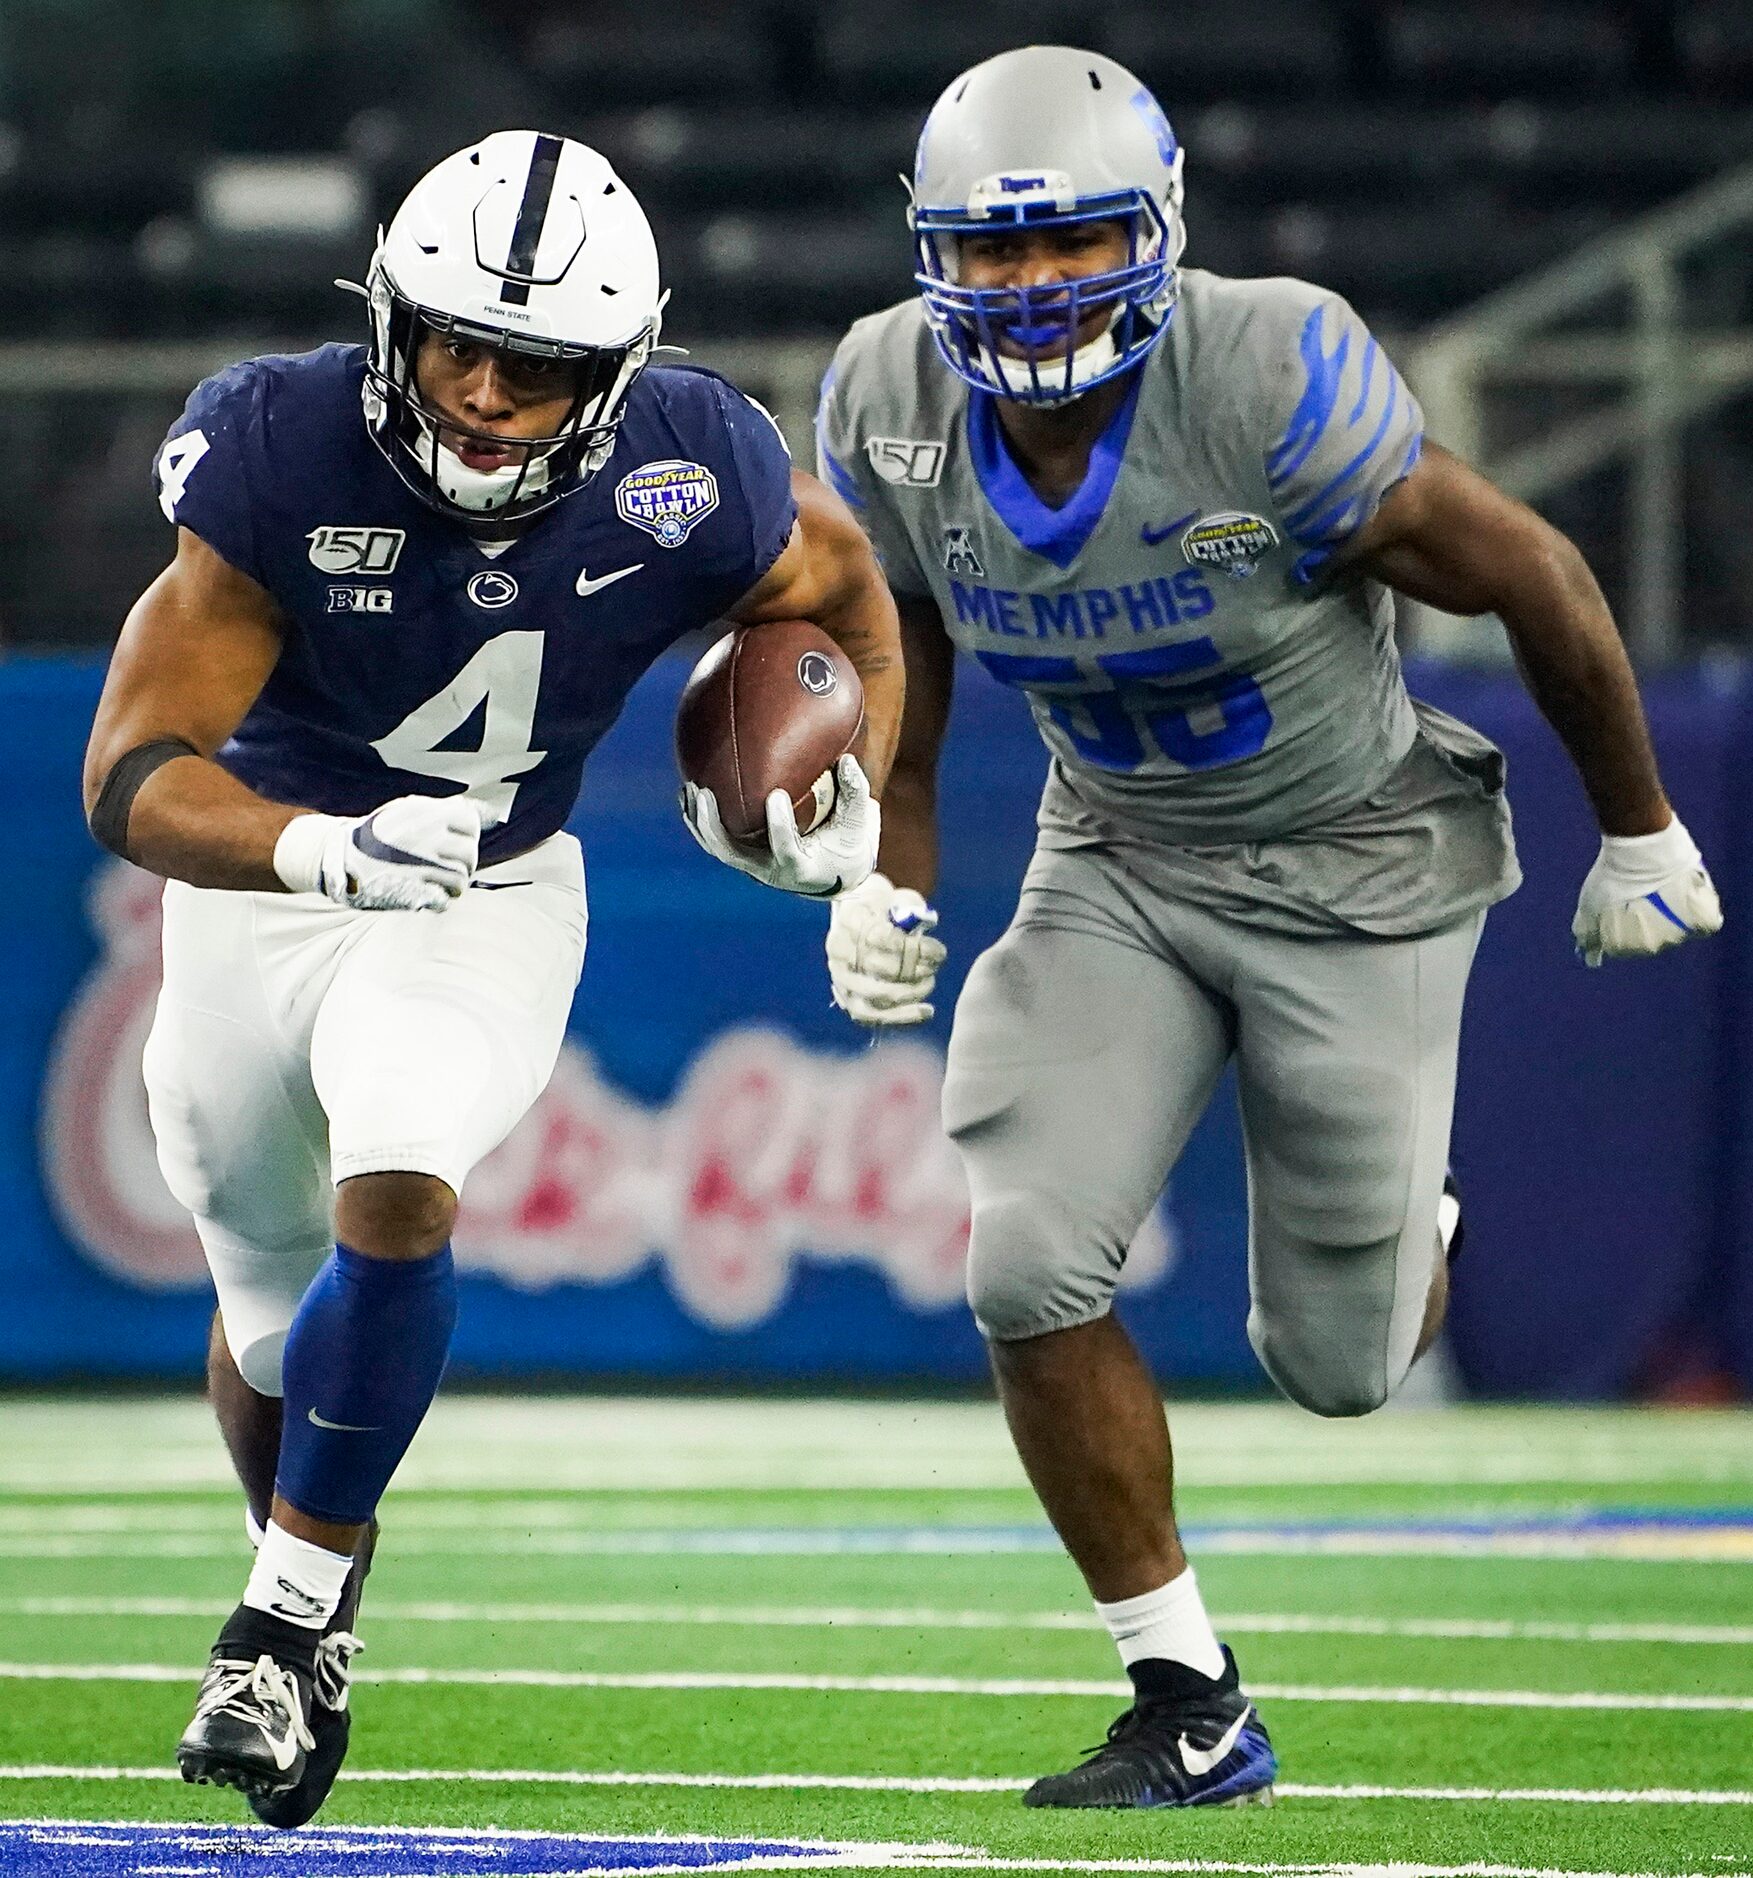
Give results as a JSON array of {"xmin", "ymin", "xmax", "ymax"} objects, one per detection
[
  {"xmin": 242, "ymin": 1521, "xmax": 354, "ymax": 1631},
  {"xmin": 1096, "ymin": 1567, "xmax": 1226, "ymax": 1680}
]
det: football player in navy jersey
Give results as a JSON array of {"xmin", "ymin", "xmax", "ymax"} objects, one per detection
[{"xmin": 81, "ymin": 131, "xmax": 903, "ymax": 1825}]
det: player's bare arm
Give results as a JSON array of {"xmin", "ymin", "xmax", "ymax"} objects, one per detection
[
  {"xmin": 85, "ymin": 531, "xmax": 483, "ymax": 912},
  {"xmin": 732, "ymin": 468, "xmax": 906, "ymax": 793},
  {"xmin": 1343, "ymin": 443, "xmax": 1722, "ymax": 961},
  {"xmin": 1344, "ymin": 443, "xmax": 1667, "ymax": 835},
  {"xmin": 83, "ymin": 529, "xmax": 297, "ymax": 890},
  {"xmin": 873, "ymin": 594, "xmax": 956, "ymax": 897}
]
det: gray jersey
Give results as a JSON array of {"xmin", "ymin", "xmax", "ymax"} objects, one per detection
[{"xmin": 818, "ymin": 272, "xmax": 1519, "ymax": 936}]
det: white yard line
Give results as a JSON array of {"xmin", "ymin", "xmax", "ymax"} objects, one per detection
[
  {"xmin": 4, "ymin": 1767, "xmax": 1753, "ymax": 1810},
  {"xmin": 4, "ymin": 1596, "xmax": 1751, "ymax": 1648},
  {"xmin": 3, "ymin": 1661, "xmax": 1752, "ymax": 1711}
]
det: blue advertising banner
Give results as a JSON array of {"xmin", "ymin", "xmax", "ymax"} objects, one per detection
[
  {"xmin": 2, "ymin": 650, "xmax": 1745, "ymax": 1395},
  {"xmin": 4, "ymin": 652, "xmax": 1250, "ymax": 1386}
]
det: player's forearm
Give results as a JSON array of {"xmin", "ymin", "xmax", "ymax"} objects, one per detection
[
  {"xmin": 819, "ymin": 586, "xmax": 905, "ymax": 795},
  {"xmin": 876, "ymin": 766, "xmax": 941, "ymax": 897},
  {"xmin": 117, "ymin": 758, "xmax": 305, "ymax": 891},
  {"xmin": 1493, "ymin": 541, "xmax": 1671, "ymax": 838}
]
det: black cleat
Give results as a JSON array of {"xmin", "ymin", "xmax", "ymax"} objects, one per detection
[
  {"xmin": 1023, "ymin": 1647, "xmax": 1276, "ymax": 1809},
  {"xmin": 177, "ymin": 1646, "xmax": 315, "ymax": 1802},
  {"xmin": 1440, "ymin": 1169, "xmax": 1465, "ymax": 1267},
  {"xmin": 247, "ymin": 1519, "xmax": 376, "ymax": 1830}
]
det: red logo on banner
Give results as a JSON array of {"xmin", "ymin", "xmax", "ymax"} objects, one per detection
[{"xmin": 41, "ymin": 861, "xmax": 1172, "ymax": 1326}]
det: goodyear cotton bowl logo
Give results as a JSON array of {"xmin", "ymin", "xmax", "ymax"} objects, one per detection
[
  {"xmin": 1181, "ymin": 511, "xmax": 1279, "ymax": 580},
  {"xmin": 616, "ymin": 459, "xmax": 720, "ymax": 547}
]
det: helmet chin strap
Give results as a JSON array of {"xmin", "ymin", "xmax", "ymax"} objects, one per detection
[
  {"xmin": 992, "ymin": 317, "xmax": 1125, "ymax": 404},
  {"xmin": 406, "ymin": 405, "xmax": 558, "ymax": 516}
]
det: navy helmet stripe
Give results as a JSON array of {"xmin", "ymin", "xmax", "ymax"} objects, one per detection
[{"xmin": 500, "ymin": 132, "xmax": 564, "ymax": 306}]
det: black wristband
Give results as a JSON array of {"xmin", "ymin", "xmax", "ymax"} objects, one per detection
[{"xmin": 88, "ymin": 737, "xmax": 200, "ymax": 860}]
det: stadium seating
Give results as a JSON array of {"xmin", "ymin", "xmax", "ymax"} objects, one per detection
[{"xmin": 1, "ymin": 0, "xmax": 1750, "ymax": 346}]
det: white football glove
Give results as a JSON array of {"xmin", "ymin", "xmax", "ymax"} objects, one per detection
[
  {"xmin": 273, "ymin": 794, "xmax": 485, "ymax": 913},
  {"xmin": 682, "ymin": 753, "xmax": 880, "ymax": 898},
  {"xmin": 827, "ymin": 871, "xmax": 948, "ymax": 1027},
  {"xmin": 1572, "ymin": 814, "xmax": 1723, "ymax": 966}
]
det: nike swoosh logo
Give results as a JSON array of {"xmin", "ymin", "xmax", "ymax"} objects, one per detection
[
  {"xmin": 1179, "ymin": 1707, "xmax": 1251, "ymax": 1778},
  {"xmin": 307, "ymin": 1408, "xmax": 379, "ymax": 1432},
  {"xmin": 1141, "ymin": 510, "xmax": 1198, "ymax": 547},
  {"xmin": 576, "ymin": 562, "xmax": 644, "ymax": 597},
  {"xmin": 264, "ymin": 1719, "xmax": 299, "ymax": 1770}
]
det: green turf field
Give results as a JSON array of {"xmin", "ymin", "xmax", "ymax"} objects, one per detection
[{"xmin": 1, "ymin": 1395, "xmax": 1750, "ymax": 1875}]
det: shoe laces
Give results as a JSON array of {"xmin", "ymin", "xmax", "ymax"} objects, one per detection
[
  {"xmin": 314, "ymin": 1631, "xmax": 364, "ymax": 1712},
  {"xmin": 197, "ymin": 1654, "xmax": 316, "ymax": 1754}
]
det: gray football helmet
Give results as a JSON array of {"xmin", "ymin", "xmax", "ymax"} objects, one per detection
[{"xmin": 910, "ymin": 46, "xmax": 1187, "ymax": 404}]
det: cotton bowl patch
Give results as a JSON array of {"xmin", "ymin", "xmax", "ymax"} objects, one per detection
[
  {"xmin": 0, "ymin": 1820, "xmax": 878, "ymax": 1875},
  {"xmin": 1180, "ymin": 511, "xmax": 1278, "ymax": 579},
  {"xmin": 616, "ymin": 460, "xmax": 720, "ymax": 547}
]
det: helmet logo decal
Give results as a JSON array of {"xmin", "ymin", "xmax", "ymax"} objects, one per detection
[
  {"xmin": 615, "ymin": 460, "xmax": 720, "ymax": 547},
  {"xmin": 467, "ymin": 569, "xmax": 521, "ymax": 608},
  {"xmin": 1128, "ymin": 86, "xmax": 1178, "ymax": 166},
  {"xmin": 1180, "ymin": 513, "xmax": 1279, "ymax": 580},
  {"xmin": 498, "ymin": 132, "xmax": 563, "ymax": 307}
]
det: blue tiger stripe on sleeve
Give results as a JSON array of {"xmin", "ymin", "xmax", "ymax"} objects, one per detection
[
  {"xmin": 1264, "ymin": 298, "xmax": 1424, "ymax": 551},
  {"xmin": 814, "ymin": 363, "xmax": 867, "ymax": 511}
]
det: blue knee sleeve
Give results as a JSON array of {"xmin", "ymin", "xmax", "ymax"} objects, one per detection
[{"xmin": 275, "ymin": 1241, "xmax": 456, "ymax": 1526}]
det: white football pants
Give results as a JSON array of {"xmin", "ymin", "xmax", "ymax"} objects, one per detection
[{"xmin": 142, "ymin": 832, "xmax": 588, "ymax": 1394}]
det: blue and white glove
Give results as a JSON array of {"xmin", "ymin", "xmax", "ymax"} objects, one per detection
[
  {"xmin": 682, "ymin": 753, "xmax": 880, "ymax": 898},
  {"xmin": 827, "ymin": 871, "xmax": 947, "ymax": 1026},
  {"xmin": 273, "ymin": 794, "xmax": 485, "ymax": 912},
  {"xmin": 1572, "ymin": 814, "xmax": 1723, "ymax": 965}
]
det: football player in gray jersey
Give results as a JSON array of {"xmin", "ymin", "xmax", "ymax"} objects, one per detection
[{"xmin": 817, "ymin": 45, "xmax": 1723, "ymax": 1810}]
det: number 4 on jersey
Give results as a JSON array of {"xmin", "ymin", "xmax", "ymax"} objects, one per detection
[
  {"xmin": 371, "ymin": 631, "xmax": 548, "ymax": 827},
  {"xmin": 156, "ymin": 431, "xmax": 211, "ymax": 521}
]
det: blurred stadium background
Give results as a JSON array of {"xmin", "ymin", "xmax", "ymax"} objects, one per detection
[
  {"xmin": 4, "ymin": 0, "xmax": 1750, "ymax": 1401},
  {"xmin": 4, "ymin": 5, "xmax": 1753, "ymax": 1872}
]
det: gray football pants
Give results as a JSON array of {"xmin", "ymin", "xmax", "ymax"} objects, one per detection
[{"xmin": 943, "ymin": 845, "xmax": 1483, "ymax": 1418}]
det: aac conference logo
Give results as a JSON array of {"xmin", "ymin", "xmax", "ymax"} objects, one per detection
[{"xmin": 40, "ymin": 862, "xmax": 1175, "ymax": 1326}]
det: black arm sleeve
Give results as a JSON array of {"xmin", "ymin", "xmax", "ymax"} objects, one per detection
[{"xmin": 88, "ymin": 737, "xmax": 200, "ymax": 859}]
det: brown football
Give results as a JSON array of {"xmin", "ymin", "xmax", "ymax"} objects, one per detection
[{"xmin": 675, "ymin": 620, "xmax": 866, "ymax": 847}]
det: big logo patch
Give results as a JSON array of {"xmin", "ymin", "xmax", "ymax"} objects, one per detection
[{"xmin": 0, "ymin": 1821, "xmax": 871, "ymax": 1875}]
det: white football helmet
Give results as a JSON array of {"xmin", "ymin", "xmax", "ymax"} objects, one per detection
[
  {"xmin": 362, "ymin": 130, "xmax": 664, "ymax": 523},
  {"xmin": 911, "ymin": 47, "xmax": 1186, "ymax": 406}
]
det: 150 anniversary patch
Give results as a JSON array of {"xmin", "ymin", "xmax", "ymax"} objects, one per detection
[{"xmin": 1180, "ymin": 511, "xmax": 1278, "ymax": 579}]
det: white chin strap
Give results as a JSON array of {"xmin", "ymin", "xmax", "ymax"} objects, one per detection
[
  {"xmin": 993, "ymin": 321, "xmax": 1123, "ymax": 404},
  {"xmin": 405, "ymin": 407, "xmax": 558, "ymax": 516}
]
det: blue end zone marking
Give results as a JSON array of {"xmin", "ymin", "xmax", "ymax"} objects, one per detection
[{"xmin": 0, "ymin": 1822, "xmax": 857, "ymax": 1875}]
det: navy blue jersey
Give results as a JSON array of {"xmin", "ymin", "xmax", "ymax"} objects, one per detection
[{"xmin": 153, "ymin": 344, "xmax": 795, "ymax": 863}]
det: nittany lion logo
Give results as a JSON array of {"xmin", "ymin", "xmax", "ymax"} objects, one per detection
[
  {"xmin": 1180, "ymin": 511, "xmax": 1279, "ymax": 580},
  {"xmin": 797, "ymin": 650, "xmax": 838, "ymax": 697}
]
